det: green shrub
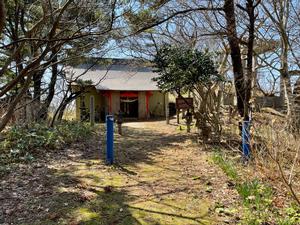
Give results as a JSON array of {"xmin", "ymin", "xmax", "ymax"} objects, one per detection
[
  {"xmin": 237, "ymin": 179, "xmax": 273, "ymax": 209},
  {"xmin": 212, "ymin": 153, "xmax": 238, "ymax": 181},
  {"xmin": 56, "ymin": 121, "xmax": 93, "ymax": 143},
  {"xmin": 211, "ymin": 153, "xmax": 283, "ymax": 224},
  {"xmin": 277, "ymin": 205, "xmax": 300, "ymax": 225},
  {"xmin": 0, "ymin": 121, "xmax": 94, "ymax": 164}
]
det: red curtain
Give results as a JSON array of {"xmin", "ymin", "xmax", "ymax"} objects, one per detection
[{"xmin": 120, "ymin": 91, "xmax": 138, "ymax": 98}]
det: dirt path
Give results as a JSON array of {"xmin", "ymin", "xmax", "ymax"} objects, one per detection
[{"xmin": 1, "ymin": 120, "xmax": 240, "ymax": 225}]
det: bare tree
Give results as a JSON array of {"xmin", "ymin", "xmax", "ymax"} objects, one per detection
[
  {"xmin": 0, "ymin": 0, "xmax": 117, "ymax": 131},
  {"xmin": 259, "ymin": 0, "xmax": 300, "ymax": 114},
  {"xmin": 0, "ymin": 0, "xmax": 5, "ymax": 35}
]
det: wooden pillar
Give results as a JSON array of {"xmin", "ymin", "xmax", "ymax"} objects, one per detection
[
  {"xmin": 176, "ymin": 109, "xmax": 180, "ymax": 124},
  {"xmin": 90, "ymin": 95, "xmax": 95, "ymax": 126},
  {"xmin": 109, "ymin": 92, "xmax": 112, "ymax": 114},
  {"xmin": 186, "ymin": 111, "xmax": 192, "ymax": 133},
  {"xmin": 146, "ymin": 94, "xmax": 149, "ymax": 119},
  {"xmin": 146, "ymin": 91, "xmax": 152, "ymax": 119},
  {"xmin": 111, "ymin": 91, "xmax": 120, "ymax": 115}
]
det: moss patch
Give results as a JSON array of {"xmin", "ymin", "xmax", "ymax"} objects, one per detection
[{"xmin": 2, "ymin": 121, "xmax": 239, "ymax": 225}]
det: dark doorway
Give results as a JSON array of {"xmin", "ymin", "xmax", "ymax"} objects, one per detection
[{"xmin": 120, "ymin": 97, "xmax": 138, "ymax": 118}]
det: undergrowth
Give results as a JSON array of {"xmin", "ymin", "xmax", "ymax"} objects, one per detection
[
  {"xmin": 212, "ymin": 152, "xmax": 300, "ymax": 225},
  {"xmin": 212, "ymin": 153, "xmax": 238, "ymax": 181},
  {"xmin": 0, "ymin": 121, "xmax": 94, "ymax": 167}
]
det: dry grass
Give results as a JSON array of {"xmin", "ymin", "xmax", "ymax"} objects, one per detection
[
  {"xmin": 1, "ymin": 119, "xmax": 242, "ymax": 225},
  {"xmin": 251, "ymin": 112, "xmax": 300, "ymax": 205},
  {"xmin": 2, "ymin": 112, "xmax": 298, "ymax": 225},
  {"xmin": 221, "ymin": 109, "xmax": 300, "ymax": 208}
]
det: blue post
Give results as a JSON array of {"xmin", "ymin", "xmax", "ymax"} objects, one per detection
[
  {"xmin": 106, "ymin": 115, "xmax": 114, "ymax": 165},
  {"xmin": 242, "ymin": 120, "xmax": 251, "ymax": 159}
]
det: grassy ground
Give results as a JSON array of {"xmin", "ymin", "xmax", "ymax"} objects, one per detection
[{"xmin": 1, "ymin": 120, "xmax": 247, "ymax": 225}]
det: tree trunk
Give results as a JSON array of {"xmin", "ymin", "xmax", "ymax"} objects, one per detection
[
  {"xmin": 57, "ymin": 103, "xmax": 68, "ymax": 122},
  {"xmin": 0, "ymin": 0, "xmax": 5, "ymax": 35},
  {"xmin": 217, "ymin": 51, "xmax": 229, "ymax": 117},
  {"xmin": 280, "ymin": 32, "xmax": 292, "ymax": 116},
  {"xmin": 0, "ymin": 75, "xmax": 32, "ymax": 131},
  {"xmin": 244, "ymin": 0, "xmax": 256, "ymax": 121},
  {"xmin": 37, "ymin": 54, "xmax": 59, "ymax": 120},
  {"xmin": 293, "ymin": 78, "xmax": 300, "ymax": 132},
  {"xmin": 224, "ymin": 0, "xmax": 245, "ymax": 117},
  {"xmin": 50, "ymin": 89, "xmax": 83, "ymax": 127},
  {"xmin": 33, "ymin": 71, "xmax": 43, "ymax": 103}
]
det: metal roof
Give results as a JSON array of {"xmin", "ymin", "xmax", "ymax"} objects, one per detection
[{"xmin": 66, "ymin": 63, "xmax": 161, "ymax": 91}]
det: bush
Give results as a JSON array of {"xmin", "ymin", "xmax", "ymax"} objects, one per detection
[
  {"xmin": 237, "ymin": 179, "xmax": 273, "ymax": 209},
  {"xmin": 277, "ymin": 204, "xmax": 300, "ymax": 225},
  {"xmin": 212, "ymin": 152, "xmax": 238, "ymax": 181},
  {"xmin": 237, "ymin": 180, "xmax": 274, "ymax": 225},
  {"xmin": 211, "ymin": 152, "xmax": 300, "ymax": 224},
  {"xmin": 0, "ymin": 121, "xmax": 94, "ymax": 164}
]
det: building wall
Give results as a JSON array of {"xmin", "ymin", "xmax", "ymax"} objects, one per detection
[
  {"xmin": 138, "ymin": 91, "xmax": 146, "ymax": 119},
  {"xmin": 149, "ymin": 91, "xmax": 165, "ymax": 117},
  {"xmin": 111, "ymin": 91, "xmax": 120, "ymax": 114},
  {"xmin": 75, "ymin": 87, "xmax": 167, "ymax": 121},
  {"xmin": 75, "ymin": 87, "xmax": 102, "ymax": 121}
]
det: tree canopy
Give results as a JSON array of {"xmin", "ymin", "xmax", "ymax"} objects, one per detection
[{"xmin": 153, "ymin": 45, "xmax": 220, "ymax": 94}]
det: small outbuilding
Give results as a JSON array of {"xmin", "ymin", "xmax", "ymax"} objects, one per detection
[{"xmin": 67, "ymin": 59, "xmax": 168, "ymax": 122}]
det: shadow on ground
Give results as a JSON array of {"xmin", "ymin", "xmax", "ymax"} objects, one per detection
[
  {"xmin": 85, "ymin": 124, "xmax": 198, "ymax": 166},
  {"xmin": 1, "ymin": 122, "xmax": 216, "ymax": 225}
]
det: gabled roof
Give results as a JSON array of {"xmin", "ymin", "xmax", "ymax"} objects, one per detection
[{"xmin": 66, "ymin": 59, "xmax": 160, "ymax": 91}]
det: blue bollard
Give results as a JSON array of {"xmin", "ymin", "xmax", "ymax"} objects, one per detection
[
  {"xmin": 242, "ymin": 120, "xmax": 251, "ymax": 159},
  {"xmin": 106, "ymin": 115, "xmax": 114, "ymax": 165}
]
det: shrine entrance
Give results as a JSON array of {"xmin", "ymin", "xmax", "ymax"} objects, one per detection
[{"xmin": 120, "ymin": 92, "xmax": 139, "ymax": 118}]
